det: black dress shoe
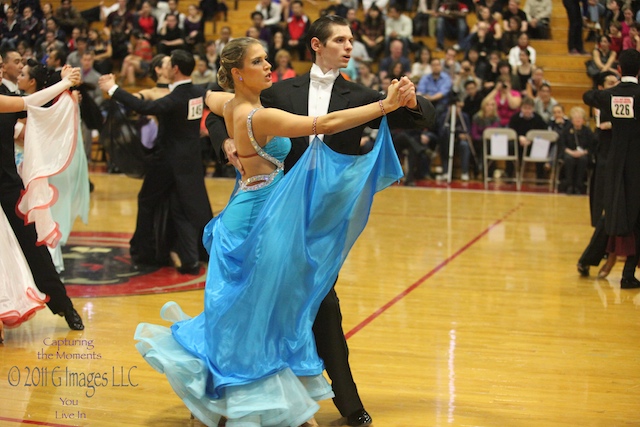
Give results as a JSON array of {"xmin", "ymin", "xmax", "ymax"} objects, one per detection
[
  {"xmin": 61, "ymin": 308, "xmax": 84, "ymax": 330},
  {"xmin": 346, "ymin": 409, "xmax": 372, "ymax": 426},
  {"xmin": 177, "ymin": 262, "xmax": 201, "ymax": 275},
  {"xmin": 577, "ymin": 263, "xmax": 589, "ymax": 277},
  {"xmin": 620, "ymin": 277, "xmax": 640, "ymax": 289}
]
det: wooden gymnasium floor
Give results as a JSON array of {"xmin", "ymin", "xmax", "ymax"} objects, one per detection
[{"xmin": 1, "ymin": 173, "xmax": 640, "ymax": 427}]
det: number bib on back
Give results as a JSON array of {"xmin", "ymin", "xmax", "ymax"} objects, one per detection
[
  {"xmin": 611, "ymin": 96, "xmax": 634, "ymax": 119},
  {"xmin": 188, "ymin": 97, "xmax": 203, "ymax": 120}
]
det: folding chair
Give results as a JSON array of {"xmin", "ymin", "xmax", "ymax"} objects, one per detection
[
  {"xmin": 482, "ymin": 128, "xmax": 519, "ymax": 190},
  {"xmin": 520, "ymin": 129, "xmax": 559, "ymax": 192}
]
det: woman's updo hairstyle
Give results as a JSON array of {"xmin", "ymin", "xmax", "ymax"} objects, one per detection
[
  {"xmin": 217, "ymin": 37, "xmax": 261, "ymax": 90},
  {"xmin": 26, "ymin": 58, "xmax": 52, "ymax": 91}
]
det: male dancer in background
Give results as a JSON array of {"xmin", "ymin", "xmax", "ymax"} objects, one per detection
[
  {"xmin": 208, "ymin": 15, "xmax": 435, "ymax": 426},
  {"xmin": 99, "ymin": 49, "xmax": 212, "ymax": 275},
  {"xmin": 583, "ymin": 49, "xmax": 640, "ymax": 289}
]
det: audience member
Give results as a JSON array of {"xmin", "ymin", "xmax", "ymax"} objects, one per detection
[
  {"xmin": 435, "ymin": 0, "xmax": 469, "ymax": 51},
  {"xmin": 502, "ymin": 0, "xmax": 528, "ymax": 33},
  {"xmin": 385, "ymin": 5, "xmax": 413, "ymax": 53},
  {"xmin": 523, "ymin": 0, "xmax": 551, "ymax": 38},
  {"xmin": 158, "ymin": 0, "xmax": 185, "ymax": 30},
  {"xmin": 105, "ymin": 0, "xmax": 133, "ymax": 60},
  {"xmin": 558, "ymin": 107, "xmax": 595, "ymax": 194},
  {"xmin": 411, "ymin": 46, "xmax": 433, "ymax": 82},
  {"xmin": 54, "ymin": 0, "xmax": 85, "ymax": 36},
  {"xmin": 465, "ymin": 20, "xmax": 498, "ymax": 56},
  {"xmin": 184, "ymin": 4, "xmax": 205, "ymax": 56},
  {"xmin": 441, "ymin": 46, "xmax": 461, "ymax": 77},
  {"xmin": 191, "ymin": 56, "xmax": 216, "ymax": 84},
  {"xmin": 250, "ymin": 11, "xmax": 272, "ymax": 45},
  {"xmin": 622, "ymin": 22, "xmax": 640, "ymax": 51},
  {"xmin": 417, "ymin": 57, "xmax": 453, "ymax": 120},
  {"xmin": 88, "ymin": 27, "xmax": 113, "ymax": 74},
  {"xmin": 513, "ymin": 49, "xmax": 534, "ymax": 95},
  {"xmin": 267, "ymin": 29, "xmax": 285, "ymax": 64},
  {"xmin": 608, "ymin": 21, "xmax": 623, "ymax": 54},
  {"xmin": 255, "ymin": 0, "xmax": 282, "ymax": 32},
  {"xmin": 379, "ymin": 39, "xmax": 411, "ymax": 79},
  {"xmin": 590, "ymin": 35, "xmax": 619, "ymax": 84},
  {"xmin": 345, "ymin": 8, "xmax": 362, "ymax": 37},
  {"xmin": 133, "ymin": 1, "xmax": 158, "ymax": 44},
  {"xmin": 0, "ymin": 6, "xmax": 21, "ymax": 50},
  {"xmin": 508, "ymin": 32, "xmax": 536, "ymax": 67},
  {"xmin": 157, "ymin": 13, "xmax": 185, "ymax": 54},
  {"xmin": 508, "ymin": 96, "xmax": 548, "ymax": 178},
  {"xmin": 119, "ymin": 30, "xmax": 153, "ymax": 86},
  {"xmin": 525, "ymin": 66, "xmax": 550, "ymax": 98},
  {"xmin": 355, "ymin": 61, "xmax": 380, "ymax": 90},
  {"xmin": 284, "ymin": 0, "xmax": 310, "ymax": 59},
  {"xmin": 461, "ymin": 78, "xmax": 485, "ymax": 119},
  {"xmin": 360, "ymin": 4, "xmax": 386, "ymax": 59},
  {"xmin": 270, "ymin": 49, "xmax": 296, "ymax": 82},
  {"xmin": 470, "ymin": 96, "xmax": 501, "ymax": 174},
  {"xmin": 533, "ymin": 82, "xmax": 557, "ymax": 123},
  {"xmin": 453, "ymin": 59, "xmax": 480, "ymax": 101},
  {"xmin": 486, "ymin": 74, "xmax": 521, "ymax": 127},
  {"xmin": 362, "ymin": 0, "xmax": 389, "ymax": 13},
  {"xmin": 18, "ymin": 6, "xmax": 41, "ymax": 47},
  {"xmin": 67, "ymin": 35, "xmax": 88, "ymax": 67},
  {"xmin": 501, "ymin": 15, "xmax": 521, "ymax": 53}
]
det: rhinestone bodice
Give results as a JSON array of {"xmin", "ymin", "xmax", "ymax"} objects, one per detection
[{"xmin": 239, "ymin": 108, "xmax": 291, "ymax": 192}]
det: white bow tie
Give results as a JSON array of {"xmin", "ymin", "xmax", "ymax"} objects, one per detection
[{"xmin": 309, "ymin": 68, "xmax": 339, "ymax": 86}]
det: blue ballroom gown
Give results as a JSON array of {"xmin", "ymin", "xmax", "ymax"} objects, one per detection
[{"xmin": 134, "ymin": 110, "xmax": 403, "ymax": 426}]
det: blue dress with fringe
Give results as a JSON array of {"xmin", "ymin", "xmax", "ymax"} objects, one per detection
[{"xmin": 134, "ymin": 111, "xmax": 403, "ymax": 426}]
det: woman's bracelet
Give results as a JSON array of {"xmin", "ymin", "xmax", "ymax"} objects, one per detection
[
  {"xmin": 378, "ymin": 99, "xmax": 386, "ymax": 116},
  {"xmin": 312, "ymin": 116, "xmax": 318, "ymax": 135}
]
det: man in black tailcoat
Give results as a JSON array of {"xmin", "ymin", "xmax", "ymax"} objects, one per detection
[
  {"xmin": 99, "ymin": 49, "xmax": 212, "ymax": 275},
  {"xmin": 207, "ymin": 15, "xmax": 435, "ymax": 426},
  {"xmin": 583, "ymin": 49, "xmax": 640, "ymax": 289}
]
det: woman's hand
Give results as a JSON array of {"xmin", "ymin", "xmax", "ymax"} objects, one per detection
[
  {"xmin": 61, "ymin": 65, "xmax": 81, "ymax": 86},
  {"xmin": 383, "ymin": 79, "xmax": 402, "ymax": 113}
]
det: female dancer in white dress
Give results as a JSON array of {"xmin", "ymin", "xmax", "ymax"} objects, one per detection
[{"xmin": 0, "ymin": 63, "xmax": 81, "ymax": 343}]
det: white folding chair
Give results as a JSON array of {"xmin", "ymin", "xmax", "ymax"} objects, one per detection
[
  {"xmin": 482, "ymin": 128, "xmax": 519, "ymax": 190},
  {"xmin": 520, "ymin": 129, "xmax": 559, "ymax": 192}
]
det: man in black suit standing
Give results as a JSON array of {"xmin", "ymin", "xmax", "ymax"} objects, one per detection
[
  {"xmin": 99, "ymin": 49, "xmax": 212, "ymax": 275},
  {"xmin": 207, "ymin": 15, "xmax": 435, "ymax": 426},
  {"xmin": 0, "ymin": 49, "xmax": 84, "ymax": 330},
  {"xmin": 584, "ymin": 49, "xmax": 640, "ymax": 289}
]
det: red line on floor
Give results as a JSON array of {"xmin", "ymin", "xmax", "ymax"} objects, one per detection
[
  {"xmin": 0, "ymin": 416, "xmax": 78, "ymax": 427},
  {"xmin": 345, "ymin": 203, "xmax": 523, "ymax": 340}
]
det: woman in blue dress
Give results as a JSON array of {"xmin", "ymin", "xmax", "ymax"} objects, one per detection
[{"xmin": 134, "ymin": 38, "xmax": 407, "ymax": 426}]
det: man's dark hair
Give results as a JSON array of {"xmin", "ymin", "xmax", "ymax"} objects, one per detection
[
  {"xmin": 306, "ymin": 14, "xmax": 349, "ymax": 62},
  {"xmin": 597, "ymin": 70, "xmax": 618, "ymax": 87},
  {"xmin": 51, "ymin": 48, "xmax": 67, "ymax": 66},
  {"xmin": 1, "ymin": 48, "xmax": 19, "ymax": 62},
  {"xmin": 618, "ymin": 48, "xmax": 640, "ymax": 77},
  {"xmin": 464, "ymin": 79, "xmax": 477, "ymax": 88},
  {"xmin": 171, "ymin": 49, "xmax": 195, "ymax": 76},
  {"xmin": 250, "ymin": 11, "xmax": 264, "ymax": 19}
]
